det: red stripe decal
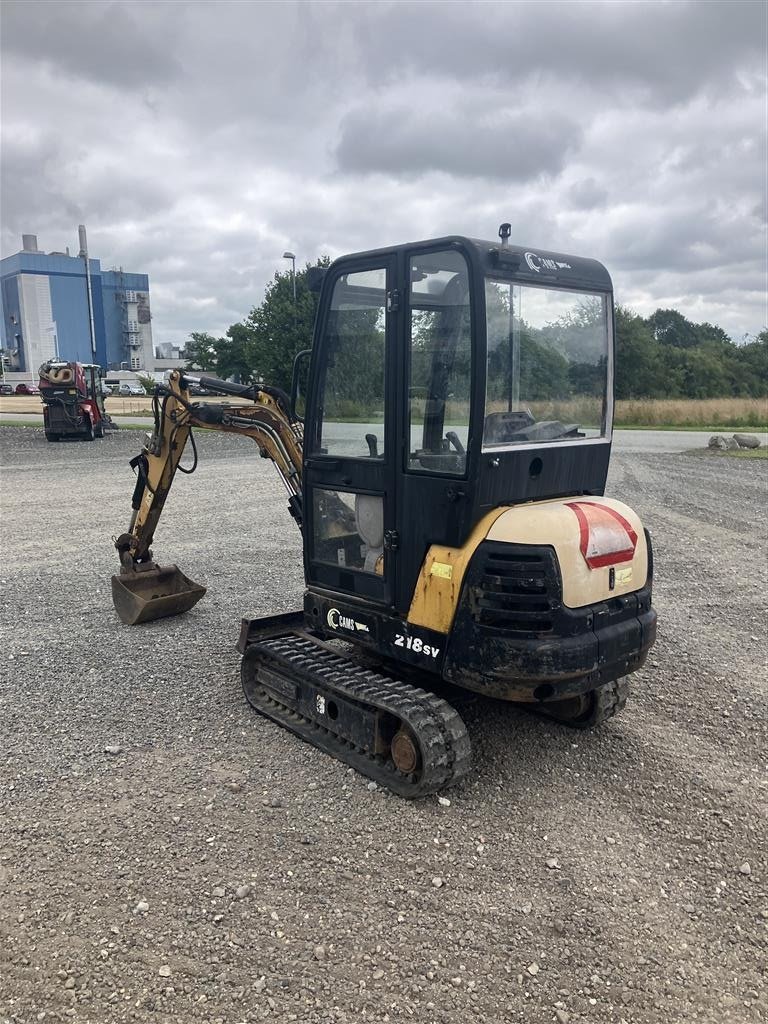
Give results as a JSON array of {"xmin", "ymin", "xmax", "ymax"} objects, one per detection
[{"xmin": 565, "ymin": 501, "xmax": 638, "ymax": 570}]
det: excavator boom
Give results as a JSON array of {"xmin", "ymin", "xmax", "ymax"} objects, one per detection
[{"xmin": 112, "ymin": 370, "xmax": 303, "ymax": 625}]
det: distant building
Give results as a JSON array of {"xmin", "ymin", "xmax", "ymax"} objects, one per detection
[
  {"xmin": 155, "ymin": 341, "xmax": 184, "ymax": 360},
  {"xmin": 0, "ymin": 228, "xmax": 154, "ymax": 374}
]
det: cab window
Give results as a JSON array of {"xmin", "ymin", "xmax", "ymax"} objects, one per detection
[
  {"xmin": 314, "ymin": 268, "xmax": 387, "ymax": 459},
  {"xmin": 484, "ymin": 281, "xmax": 610, "ymax": 447},
  {"xmin": 407, "ymin": 250, "xmax": 472, "ymax": 474}
]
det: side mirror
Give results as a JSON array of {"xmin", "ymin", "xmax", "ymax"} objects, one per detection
[{"xmin": 291, "ymin": 349, "xmax": 312, "ymax": 421}]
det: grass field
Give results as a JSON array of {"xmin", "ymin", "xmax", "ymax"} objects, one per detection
[
  {"xmin": 1, "ymin": 396, "xmax": 766, "ymax": 432},
  {"xmin": 614, "ymin": 397, "xmax": 767, "ymax": 428}
]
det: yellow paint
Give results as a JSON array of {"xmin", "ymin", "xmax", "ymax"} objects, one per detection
[
  {"xmin": 430, "ymin": 562, "xmax": 454, "ymax": 580},
  {"xmin": 406, "ymin": 507, "xmax": 509, "ymax": 633},
  {"xmin": 407, "ymin": 496, "xmax": 649, "ymax": 634}
]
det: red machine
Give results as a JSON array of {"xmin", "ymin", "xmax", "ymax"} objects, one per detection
[{"xmin": 38, "ymin": 361, "xmax": 110, "ymax": 441}]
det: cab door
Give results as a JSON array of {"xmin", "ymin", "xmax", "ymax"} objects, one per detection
[{"xmin": 303, "ymin": 258, "xmax": 398, "ymax": 606}]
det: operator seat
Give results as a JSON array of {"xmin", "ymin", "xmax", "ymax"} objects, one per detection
[
  {"xmin": 355, "ymin": 494, "xmax": 384, "ymax": 574},
  {"xmin": 483, "ymin": 409, "xmax": 536, "ymax": 444}
]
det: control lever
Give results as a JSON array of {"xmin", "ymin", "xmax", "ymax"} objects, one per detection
[{"xmin": 446, "ymin": 431, "xmax": 465, "ymax": 455}]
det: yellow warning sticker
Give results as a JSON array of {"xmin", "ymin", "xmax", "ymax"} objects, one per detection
[
  {"xmin": 615, "ymin": 567, "xmax": 633, "ymax": 585},
  {"xmin": 430, "ymin": 562, "xmax": 453, "ymax": 580}
]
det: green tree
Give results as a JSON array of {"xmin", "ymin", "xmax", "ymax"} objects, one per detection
[
  {"xmin": 647, "ymin": 309, "xmax": 701, "ymax": 349},
  {"xmin": 183, "ymin": 332, "xmax": 220, "ymax": 373},
  {"xmin": 240, "ymin": 256, "xmax": 331, "ymax": 391},
  {"xmin": 733, "ymin": 330, "xmax": 768, "ymax": 397},
  {"xmin": 614, "ymin": 306, "xmax": 664, "ymax": 398},
  {"xmin": 214, "ymin": 323, "xmax": 257, "ymax": 383},
  {"xmin": 136, "ymin": 372, "xmax": 157, "ymax": 395},
  {"xmin": 662, "ymin": 347, "xmax": 730, "ymax": 399}
]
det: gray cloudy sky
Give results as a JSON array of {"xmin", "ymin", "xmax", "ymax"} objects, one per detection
[{"xmin": 1, "ymin": 0, "xmax": 766, "ymax": 346}]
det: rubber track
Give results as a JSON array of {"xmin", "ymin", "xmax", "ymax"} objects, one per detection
[
  {"xmin": 587, "ymin": 677, "xmax": 630, "ymax": 726},
  {"xmin": 242, "ymin": 632, "xmax": 471, "ymax": 798},
  {"xmin": 535, "ymin": 677, "xmax": 630, "ymax": 729}
]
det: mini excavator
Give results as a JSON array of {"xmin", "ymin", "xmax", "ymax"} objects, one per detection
[{"xmin": 112, "ymin": 229, "xmax": 657, "ymax": 796}]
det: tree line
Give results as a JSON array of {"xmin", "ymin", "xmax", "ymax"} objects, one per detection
[{"xmin": 183, "ymin": 259, "xmax": 767, "ymax": 400}]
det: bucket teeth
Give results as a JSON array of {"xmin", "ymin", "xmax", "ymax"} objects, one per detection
[{"xmin": 111, "ymin": 565, "xmax": 206, "ymax": 625}]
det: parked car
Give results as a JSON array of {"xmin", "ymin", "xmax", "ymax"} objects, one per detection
[
  {"xmin": 15, "ymin": 383, "xmax": 41, "ymax": 395},
  {"xmin": 0, "ymin": 383, "xmax": 14, "ymax": 396},
  {"xmin": 117, "ymin": 383, "xmax": 145, "ymax": 396}
]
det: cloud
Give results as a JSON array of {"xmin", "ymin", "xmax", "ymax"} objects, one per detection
[
  {"xmin": 1, "ymin": 0, "xmax": 180, "ymax": 90},
  {"xmin": 1, "ymin": 0, "xmax": 765, "ymax": 346},
  {"xmin": 335, "ymin": 99, "xmax": 582, "ymax": 181},
  {"xmin": 346, "ymin": 0, "xmax": 766, "ymax": 108}
]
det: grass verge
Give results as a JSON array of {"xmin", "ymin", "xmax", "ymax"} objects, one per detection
[
  {"xmin": 615, "ymin": 424, "xmax": 768, "ymax": 432},
  {"xmin": 0, "ymin": 419, "xmax": 150, "ymax": 432},
  {"xmin": 686, "ymin": 447, "xmax": 768, "ymax": 460}
]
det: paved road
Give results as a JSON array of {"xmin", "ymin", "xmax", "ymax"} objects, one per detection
[{"xmin": 1, "ymin": 411, "xmax": 759, "ymax": 454}]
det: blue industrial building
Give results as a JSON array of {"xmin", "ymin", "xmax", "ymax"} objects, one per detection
[{"xmin": 0, "ymin": 229, "xmax": 154, "ymax": 375}]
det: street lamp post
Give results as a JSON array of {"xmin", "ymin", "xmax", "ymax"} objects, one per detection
[{"xmin": 283, "ymin": 250, "xmax": 297, "ymax": 329}]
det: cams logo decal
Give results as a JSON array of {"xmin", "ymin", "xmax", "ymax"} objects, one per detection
[
  {"xmin": 524, "ymin": 252, "xmax": 572, "ymax": 274},
  {"xmin": 327, "ymin": 607, "xmax": 370, "ymax": 633}
]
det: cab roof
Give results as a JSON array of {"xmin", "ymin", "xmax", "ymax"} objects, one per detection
[{"xmin": 333, "ymin": 234, "xmax": 613, "ymax": 293}]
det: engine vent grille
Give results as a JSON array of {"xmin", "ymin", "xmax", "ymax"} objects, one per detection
[{"xmin": 469, "ymin": 545, "xmax": 560, "ymax": 633}]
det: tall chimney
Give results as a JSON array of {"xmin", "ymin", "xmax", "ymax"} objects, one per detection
[
  {"xmin": 22, "ymin": 234, "xmax": 38, "ymax": 252},
  {"xmin": 78, "ymin": 225, "xmax": 97, "ymax": 361}
]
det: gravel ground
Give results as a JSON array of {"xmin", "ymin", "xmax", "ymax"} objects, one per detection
[{"xmin": 1, "ymin": 425, "xmax": 766, "ymax": 1024}]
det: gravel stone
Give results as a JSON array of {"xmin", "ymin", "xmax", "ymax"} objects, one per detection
[
  {"xmin": 708, "ymin": 435, "xmax": 739, "ymax": 450},
  {"xmin": 733, "ymin": 433, "xmax": 761, "ymax": 449},
  {"xmin": 1, "ymin": 427, "xmax": 765, "ymax": 1024}
]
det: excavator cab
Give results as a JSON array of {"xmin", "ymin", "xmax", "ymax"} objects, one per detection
[
  {"xmin": 112, "ymin": 229, "xmax": 656, "ymax": 796},
  {"xmin": 302, "ymin": 235, "xmax": 615, "ymax": 622}
]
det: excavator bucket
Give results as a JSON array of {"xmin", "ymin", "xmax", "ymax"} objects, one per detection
[{"xmin": 111, "ymin": 565, "xmax": 206, "ymax": 625}]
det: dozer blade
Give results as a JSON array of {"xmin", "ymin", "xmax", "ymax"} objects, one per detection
[{"xmin": 111, "ymin": 565, "xmax": 206, "ymax": 625}]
